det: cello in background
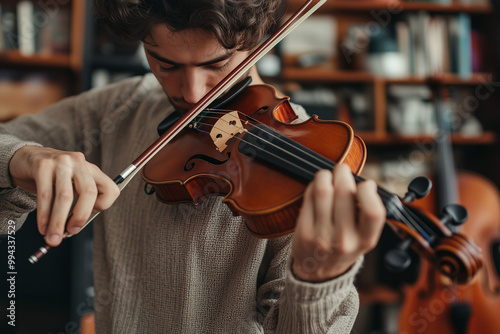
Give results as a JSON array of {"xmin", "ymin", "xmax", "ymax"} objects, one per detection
[{"xmin": 398, "ymin": 83, "xmax": 500, "ymax": 333}]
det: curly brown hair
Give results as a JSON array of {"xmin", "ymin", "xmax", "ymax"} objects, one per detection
[{"xmin": 94, "ymin": 0, "xmax": 283, "ymax": 50}]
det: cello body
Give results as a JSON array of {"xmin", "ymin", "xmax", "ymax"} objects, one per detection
[
  {"xmin": 398, "ymin": 82, "xmax": 500, "ymax": 333},
  {"xmin": 399, "ymin": 171, "xmax": 500, "ymax": 334}
]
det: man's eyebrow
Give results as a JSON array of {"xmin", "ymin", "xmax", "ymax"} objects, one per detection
[{"xmin": 145, "ymin": 49, "xmax": 235, "ymax": 66}]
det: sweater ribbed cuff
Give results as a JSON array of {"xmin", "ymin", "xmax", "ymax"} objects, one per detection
[
  {"xmin": 272, "ymin": 256, "xmax": 363, "ymax": 333},
  {"xmin": 285, "ymin": 255, "xmax": 363, "ymax": 303},
  {"xmin": 0, "ymin": 134, "xmax": 42, "ymax": 189}
]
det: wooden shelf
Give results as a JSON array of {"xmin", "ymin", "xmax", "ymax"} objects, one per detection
[
  {"xmin": 287, "ymin": 0, "xmax": 492, "ymax": 13},
  {"xmin": 0, "ymin": 0, "xmax": 85, "ymax": 72},
  {"xmin": 281, "ymin": 68, "xmax": 493, "ymax": 85},
  {"xmin": 281, "ymin": 68, "xmax": 375, "ymax": 82},
  {"xmin": 0, "ymin": 51, "xmax": 72, "ymax": 68},
  {"xmin": 385, "ymin": 73, "xmax": 494, "ymax": 85},
  {"xmin": 358, "ymin": 131, "xmax": 497, "ymax": 145}
]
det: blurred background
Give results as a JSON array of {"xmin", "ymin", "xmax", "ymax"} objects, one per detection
[{"xmin": 1, "ymin": 0, "xmax": 500, "ymax": 333}]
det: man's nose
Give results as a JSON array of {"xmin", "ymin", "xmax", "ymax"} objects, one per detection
[{"xmin": 181, "ymin": 68, "xmax": 210, "ymax": 104}]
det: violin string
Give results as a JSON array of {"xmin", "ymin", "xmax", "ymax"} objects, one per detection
[
  {"xmin": 194, "ymin": 118, "xmax": 318, "ymax": 179},
  {"xmin": 196, "ymin": 116, "xmax": 324, "ymax": 172},
  {"xmin": 203, "ymin": 111, "xmax": 437, "ymax": 239},
  {"xmin": 203, "ymin": 109, "xmax": 331, "ymax": 170},
  {"xmin": 197, "ymin": 116, "xmax": 428, "ymax": 237},
  {"xmin": 209, "ymin": 109, "xmax": 437, "ymax": 239},
  {"xmin": 375, "ymin": 187, "xmax": 432, "ymax": 237},
  {"xmin": 197, "ymin": 111, "xmax": 434, "ymax": 238},
  {"xmin": 200, "ymin": 110, "xmax": 434, "ymax": 236},
  {"xmin": 399, "ymin": 203, "xmax": 436, "ymax": 240},
  {"xmin": 193, "ymin": 113, "xmax": 435, "ymax": 241},
  {"xmin": 377, "ymin": 191, "xmax": 433, "ymax": 241},
  {"xmin": 376, "ymin": 184, "xmax": 436, "ymax": 240}
]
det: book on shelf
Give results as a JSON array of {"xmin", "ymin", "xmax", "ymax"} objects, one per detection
[
  {"xmin": 0, "ymin": 1, "xmax": 71, "ymax": 55},
  {"xmin": 455, "ymin": 13, "xmax": 472, "ymax": 78},
  {"xmin": 0, "ymin": 4, "xmax": 18, "ymax": 51},
  {"xmin": 470, "ymin": 29, "xmax": 484, "ymax": 72},
  {"xmin": 394, "ymin": 12, "xmax": 473, "ymax": 78},
  {"xmin": 38, "ymin": 4, "xmax": 71, "ymax": 54},
  {"xmin": 281, "ymin": 14, "xmax": 336, "ymax": 67},
  {"xmin": 0, "ymin": 4, "xmax": 3, "ymax": 50},
  {"xmin": 17, "ymin": 1, "xmax": 37, "ymax": 55}
]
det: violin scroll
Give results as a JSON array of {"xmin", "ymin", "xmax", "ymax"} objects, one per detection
[
  {"xmin": 384, "ymin": 177, "xmax": 483, "ymax": 284},
  {"xmin": 434, "ymin": 233, "xmax": 483, "ymax": 284}
]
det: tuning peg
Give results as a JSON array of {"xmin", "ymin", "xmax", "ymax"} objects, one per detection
[
  {"xmin": 403, "ymin": 176, "xmax": 432, "ymax": 203},
  {"xmin": 385, "ymin": 238, "xmax": 412, "ymax": 272},
  {"xmin": 440, "ymin": 204, "xmax": 468, "ymax": 227}
]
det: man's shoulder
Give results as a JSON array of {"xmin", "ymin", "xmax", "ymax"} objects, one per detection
[
  {"xmin": 86, "ymin": 73, "xmax": 162, "ymax": 99},
  {"xmin": 289, "ymin": 102, "xmax": 309, "ymax": 123},
  {"xmin": 76, "ymin": 73, "xmax": 166, "ymax": 115}
]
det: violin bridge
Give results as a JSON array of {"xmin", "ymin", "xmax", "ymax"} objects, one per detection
[{"xmin": 210, "ymin": 111, "xmax": 246, "ymax": 152}]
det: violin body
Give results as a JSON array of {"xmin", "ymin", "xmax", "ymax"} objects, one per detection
[
  {"xmin": 399, "ymin": 171, "xmax": 500, "ymax": 334},
  {"xmin": 142, "ymin": 84, "xmax": 366, "ymax": 238}
]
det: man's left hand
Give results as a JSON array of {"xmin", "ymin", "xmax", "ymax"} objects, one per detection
[{"xmin": 291, "ymin": 163, "xmax": 386, "ymax": 282}]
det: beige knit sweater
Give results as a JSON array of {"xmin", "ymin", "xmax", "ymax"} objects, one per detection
[{"xmin": 0, "ymin": 74, "xmax": 362, "ymax": 333}]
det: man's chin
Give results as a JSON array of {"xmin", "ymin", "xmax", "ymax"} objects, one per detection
[{"xmin": 169, "ymin": 101, "xmax": 191, "ymax": 115}]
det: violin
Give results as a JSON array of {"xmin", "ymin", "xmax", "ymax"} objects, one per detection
[
  {"xmin": 143, "ymin": 83, "xmax": 366, "ymax": 237},
  {"xmin": 28, "ymin": 0, "xmax": 483, "ymax": 286},
  {"xmin": 141, "ymin": 81, "xmax": 482, "ymax": 284}
]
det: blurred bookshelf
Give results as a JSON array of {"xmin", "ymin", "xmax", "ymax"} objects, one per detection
[
  {"xmin": 276, "ymin": 0, "xmax": 497, "ymax": 146},
  {"xmin": 0, "ymin": 0, "xmax": 85, "ymax": 122},
  {"xmin": 274, "ymin": 1, "xmax": 499, "ymax": 333},
  {"xmin": 0, "ymin": 1, "xmax": 93, "ymax": 333},
  {"xmin": 0, "ymin": 0, "xmax": 148, "ymax": 122},
  {"xmin": 80, "ymin": 0, "xmax": 149, "ymax": 91}
]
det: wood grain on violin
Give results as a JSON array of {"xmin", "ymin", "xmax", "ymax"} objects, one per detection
[{"xmin": 142, "ymin": 84, "xmax": 365, "ymax": 238}]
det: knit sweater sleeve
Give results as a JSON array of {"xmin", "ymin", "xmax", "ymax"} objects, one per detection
[
  {"xmin": 259, "ymin": 235, "xmax": 362, "ymax": 333},
  {"xmin": 0, "ymin": 92, "xmax": 93, "ymax": 233},
  {"xmin": 0, "ymin": 76, "xmax": 150, "ymax": 234}
]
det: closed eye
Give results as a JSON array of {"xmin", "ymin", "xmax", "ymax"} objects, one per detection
[
  {"xmin": 208, "ymin": 61, "xmax": 230, "ymax": 72},
  {"xmin": 158, "ymin": 64, "xmax": 177, "ymax": 72}
]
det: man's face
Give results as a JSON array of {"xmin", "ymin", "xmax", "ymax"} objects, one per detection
[{"xmin": 143, "ymin": 25, "xmax": 250, "ymax": 114}]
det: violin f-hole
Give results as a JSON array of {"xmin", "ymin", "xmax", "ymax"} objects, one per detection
[
  {"xmin": 184, "ymin": 153, "xmax": 231, "ymax": 171},
  {"xmin": 254, "ymin": 106, "xmax": 269, "ymax": 115}
]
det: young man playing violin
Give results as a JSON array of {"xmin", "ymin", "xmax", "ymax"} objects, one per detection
[{"xmin": 0, "ymin": 0, "xmax": 385, "ymax": 332}]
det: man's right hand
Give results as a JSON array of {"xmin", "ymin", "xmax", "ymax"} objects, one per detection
[{"xmin": 9, "ymin": 146, "xmax": 120, "ymax": 247}]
